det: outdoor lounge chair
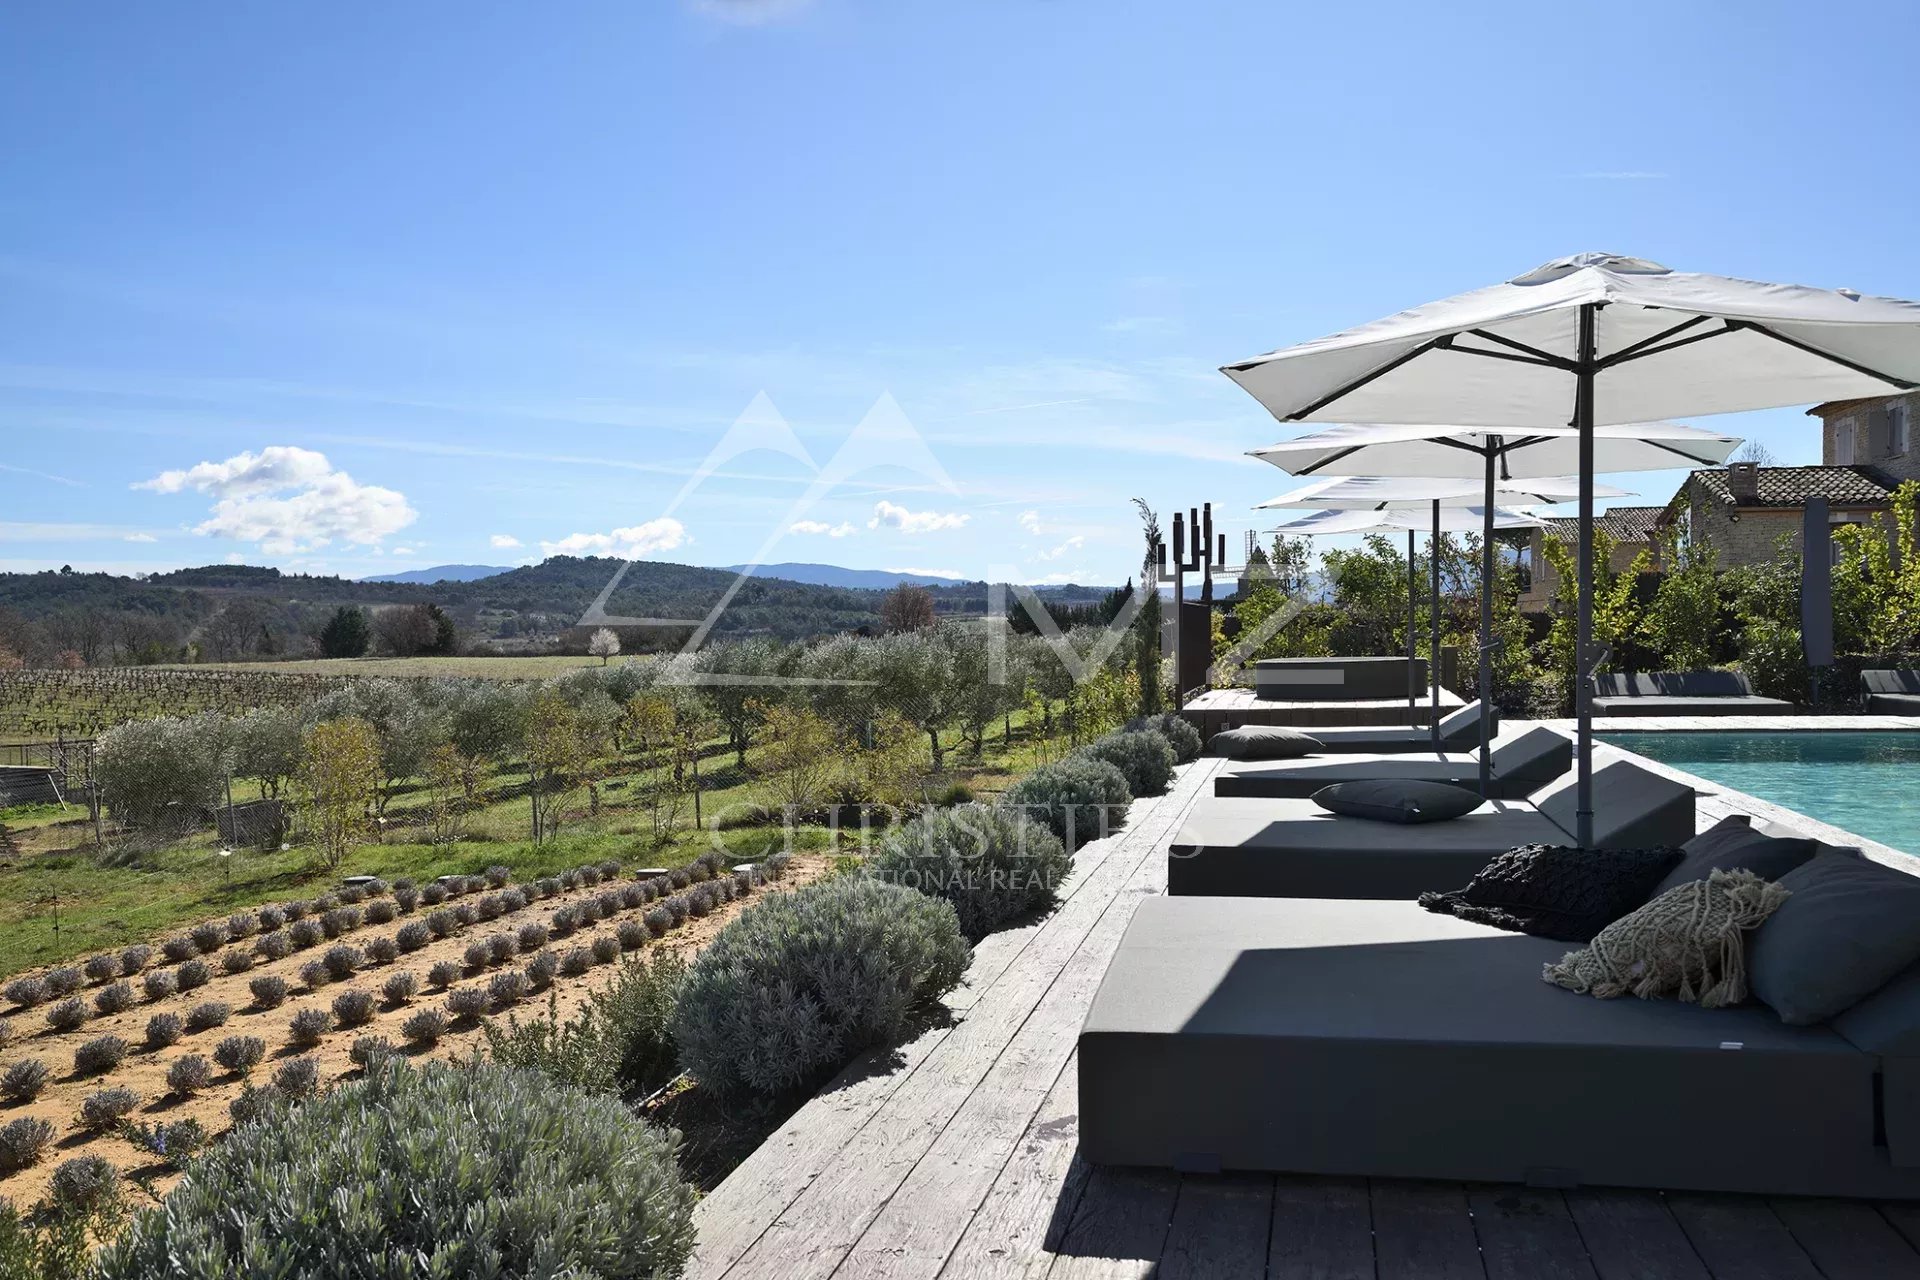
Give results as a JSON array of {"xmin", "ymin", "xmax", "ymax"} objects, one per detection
[
  {"xmin": 1591, "ymin": 671, "xmax": 1797, "ymax": 716},
  {"xmin": 1213, "ymin": 725, "xmax": 1571, "ymax": 801},
  {"xmin": 1168, "ymin": 745, "xmax": 1693, "ymax": 899},
  {"xmin": 1280, "ymin": 699, "xmax": 1493, "ymax": 754},
  {"xmin": 1079, "ymin": 890, "xmax": 1920, "ymax": 1198},
  {"xmin": 1864, "ymin": 669, "xmax": 1920, "ymax": 715}
]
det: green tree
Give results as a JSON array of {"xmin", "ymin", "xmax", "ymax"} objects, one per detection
[
  {"xmin": 298, "ymin": 717, "xmax": 381, "ymax": 870},
  {"xmin": 319, "ymin": 606, "xmax": 370, "ymax": 658},
  {"xmin": 1641, "ymin": 528, "xmax": 1721, "ymax": 671},
  {"xmin": 1542, "ymin": 527, "xmax": 1650, "ymax": 682},
  {"xmin": 1132, "ymin": 499, "xmax": 1164, "ymax": 718}
]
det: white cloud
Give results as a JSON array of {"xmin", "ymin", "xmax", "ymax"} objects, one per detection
[
  {"xmin": 392, "ymin": 546, "xmax": 417, "ymax": 556},
  {"xmin": 869, "ymin": 500, "xmax": 968, "ymax": 534},
  {"xmin": 1017, "ymin": 509, "xmax": 1045, "ymax": 535},
  {"xmin": 790, "ymin": 519, "xmax": 856, "ymax": 538},
  {"xmin": 1034, "ymin": 535, "xmax": 1085, "ymax": 561},
  {"xmin": 885, "ymin": 566, "xmax": 962, "ymax": 580},
  {"xmin": 123, "ymin": 532, "xmax": 157, "ymax": 543},
  {"xmin": 135, "ymin": 446, "xmax": 416, "ymax": 554},
  {"xmin": 489, "ymin": 533, "xmax": 522, "ymax": 549},
  {"xmin": 540, "ymin": 516, "xmax": 688, "ymax": 560}
]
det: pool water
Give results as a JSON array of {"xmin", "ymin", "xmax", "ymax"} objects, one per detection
[{"xmin": 1600, "ymin": 731, "xmax": 1920, "ymax": 856}]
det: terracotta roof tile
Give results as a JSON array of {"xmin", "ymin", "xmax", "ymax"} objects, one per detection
[{"xmin": 1689, "ymin": 465, "xmax": 1897, "ymax": 509}]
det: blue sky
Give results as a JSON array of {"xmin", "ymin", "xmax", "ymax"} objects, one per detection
[{"xmin": 2, "ymin": 0, "xmax": 1916, "ymax": 585}]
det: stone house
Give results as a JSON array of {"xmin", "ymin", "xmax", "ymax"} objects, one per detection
[
  {"xmin": 1809, "ymin": 392, "xmax": 1918, "ymax": 483},
  {"xmin": 1668, "ymin": 463, "xmax": 1901, "ymax": 568},
  {"xmin": 1517, "ymin": 506, "xmax": 1666, "ymax": 611}
]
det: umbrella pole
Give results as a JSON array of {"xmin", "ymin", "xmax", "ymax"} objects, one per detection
[
  {"xmin": 1575, "ymin": 302, "xmax": 1598, "ymax": 847},
  {"xmin": 1407, "ymin": 529, "xmax": 1418, "ymax": 727},
  {"xmin": 1430, "ymin": 499, "xmax": 1441, "ymax": 748},
  {"xmin": 1480, "ymin": 448, "xmax": 1495, "ymax": 798}
]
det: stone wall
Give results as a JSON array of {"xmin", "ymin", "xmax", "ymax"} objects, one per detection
[{"xmin": 1820, "ymin": 392, "xmax": 1920, "ymax": 483}]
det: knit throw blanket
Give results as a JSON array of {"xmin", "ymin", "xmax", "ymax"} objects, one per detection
[{"xmin": 1542, "ymin": 868, "xmax": 1790, "ymax": 1007}]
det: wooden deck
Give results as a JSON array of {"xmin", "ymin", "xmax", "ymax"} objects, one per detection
[{"xmin": 690, "ymin": 747, "xmax": 1920, "ymax": 1280}]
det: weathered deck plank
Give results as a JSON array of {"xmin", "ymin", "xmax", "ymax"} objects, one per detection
[
  {"xmin": 1155, "ymin": 1174, "xmax": 1274, "ymax": 1280},
  {"xmin": 1468, "ymin": 1186, "xmax": 1598, "ymax": 1280},
  {"xmin": 1042, "ymin": 1166, "xmax": 1179, "ymax": 1280},
  {"xmin": 1770, "ymin": 1198, "xmax": 1920, "ymax": 1279},
  {"xmin": 1563, "ymin": 1189, "xmax": 1709, "ymax": 1280},
  {"xmin": 1666, "ymin": 1193, "xmax": 1821, "ymax": 1280},
  {"xmin": 1370, "ymin": 1180, "xmax": 1485, "ymax": 1280},
  {"xmin": 1267, "ymin": 1175, "xmax": 1374, "ymax": 1280}
]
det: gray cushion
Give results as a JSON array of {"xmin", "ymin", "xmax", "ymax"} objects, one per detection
[
  {"xmin": 1750, "ymin": 853, "xmax": 1920, "ymax": 1026},
  {"xmin": 1207, "ymin": 726, "xmax": 1322, "ymax": 760},
  {"xmin": 1420, "ymin": 842, "xmax": 1682, "ymax": 942},
  {"xmin": 1650, "ymin": 814, "xmax": 1816, "ymax": 897},
  {"xmin": 1311, "ymin": 779, "xmax": 1481, "ymax": 824}
]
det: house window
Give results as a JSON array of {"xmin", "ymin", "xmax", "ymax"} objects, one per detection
[
  {"xmin": 1834, "ymin": 417, "xmax": 1855, "ymax": 465},
  {"xmin": 1892, "ymin": 403, "xmax": 1911, "ymax": 456}
]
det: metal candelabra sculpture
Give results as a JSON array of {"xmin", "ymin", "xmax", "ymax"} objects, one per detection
[{"xmin": 1150, "ymin": 502, "xmax": 1231, "ymax": 710}]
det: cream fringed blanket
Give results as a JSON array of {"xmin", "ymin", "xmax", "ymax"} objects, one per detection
[{"xmin": 1542, "ymin": 868, "xmax": 1790, "ymax": 1007}]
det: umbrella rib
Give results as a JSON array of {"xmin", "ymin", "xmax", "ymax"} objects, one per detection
[
  {"xmin": 1595, "ymin": 315, "xmax": 1716, "ymax": 367},
  {"xmin": 1461, "ymin": 329, "xmax": 1580, "ymax": 371},
  {"xmin": 1598, "ymin": 320, "xmax": 1740, "ymax": 370},
  {"xmin": 1440, "ymin": 342, "xmax": 1563, "ymax": 370},
  {"xmin": 1279, "ymin": 338, "xmax": 1446, "ymax": 420},
  {"xmin": 1294, "ymin": 443, "xmax": 1368, "ymax": 475},
  {"xmin": 1728, "ymin": 321, "xmax": 1919, "ymax": 390}
]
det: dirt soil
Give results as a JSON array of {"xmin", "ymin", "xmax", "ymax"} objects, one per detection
[{"xmin": 0, "ymin": 852, "xmax": 834, "ymax": 1209}]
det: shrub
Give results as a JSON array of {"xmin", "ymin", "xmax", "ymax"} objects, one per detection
[
  {"xmin": 550, "ymin": 905, "xmax": 580, "ymax": 938},
  {"xmin": 83, "ymin": 953, "xmax": 119, "ymax": 985},
  {"xmin": 228, "ymin": 1084, "xmax": 281, "ymax": 1127},
  {"xmin": 643, "ymin": 906, "xmax": 672, "ymax": 938},
  {"xmin": 214, "ymin": 1035, "xmax": 266, "ymax": 1076},
  {"xmin": 381, "ymin": 971, "xmax": 419, "ymax": 1005},
  {"xmin": 485, "ymin": 864, "xmax": 512, "ymax": 888},
  {"xmin": 75, "ymin": 1034, "xmax": 131, "ymax": 1075},
  {"xmin": 249, "ymin": 974, "xmax": 290, "ymax": 1009},
  {"xmin": 256, "ymin": 929, "xmax": 293, "ymax": 960},
  {"xmin": 451, "ymin": 903, "xmax": 477, "ymax": 928},
  {"xmin": 617, "ymin": 919, "xmax": 648, "ymax": 951},
  {"xmin": 118, "ymin": 944, "xmax": 153, "ymax": 976},
  {"xmin": 487, "ymin": 971, "xmax": 529, "ymax": 1010},
  {"xmin": 463, "ymin": 941, "xmax": 492, "ymax": 970},
  {"xmin": 2, "ymin": 1058, "xmax": 50, "ymax": 1102},
  {"xmin": 1133, "ymin": 711, "xmax": 1203, "ymax": 764},
  {"xmin": 221, "ymin": 949, "xmax": 255, "ymax": 975},
  {"xmin": 176, "ymin": 959, "xmax": 212, "ymax": 991},
  {"xmin": 872, "ymin": 804, "xmax": 1074, "ymax": 939},
  {"xmin": 45, "ymin": 963, "xmax": 79, "ymax": 995},
  {"xmin": 620, "ymin": 884, "xmax": 645, "ymax": 910},
  {"xmin": 365, "ymin": 899, "xmax": 397, "ymax": 925},
  {"xmin": 592, "ymin": 935, "xmax": 622, "ymax": 965},
  {"xmin": 597, "ymin": 890, "xmax": 623, "ymax": 917},
  {"xmin": 121, "ymin": 1117, "xmax": 210, "ymax": 1168},
  {"xmin": 288, "ymin": 1008, "xmax": 331, "ymax": 1048},
  {"xmin": 486, "ymin": 953, "xmax": 686, "ymax": 1096},
  {"xmin": 579, "ymin": 866, "xmax": 602, "ymax": 887},
  {"xmin": 289, "ymin": 919, "xmax": 325, "ymax": 949},
  {"xmin": 186, "ymin": 1000, "xmax": 232, "ymax": 1032},
  {"xmin": 46, "ymin": 996, "xmax": 89, "ymax": 1032},
  {"xmin": 337, "ymin": 884, "xmax": 366, "ymax": 905},
  {"xmin": 766, "ymin": 850, "xmax": 793, "ymax": 879},
  {"xmin": 488, "ymin": 933, "xmax": 519, "ymax": 964},
  {"xmin": 282, "ymin": 898, "xmax": 312, "ymax": 922},
  {"xmin": 535, "ymin": 877, "xmax": 560, "ymax": 898},
  {"xmin": 393, "ymin": 884, "xmax": 420, "ymax": 912},
  {"xmin": 161, "ymin": 936, "xmax": 199, "ymax": 963},
  {"xmin": 426, "ymin": 909, "xmax": 457, "ymax": 939},
  {"xmin": 189, "ymin": 921, "xmax": 229, "ymax": 954},
  {"xmin": 145, "ymin": 1013, "xmax": 184, "ymax": 1049},
  {"xmin": 559, "ymin": 948, "xmax": 593, "ymax": 977},
  {"xmin": 350, "ymin": 1034, "xmax": 396, "ymax": 1071},
  {"xmin": 421, "ymin": 882, "xmax": 448, "ymax": 906},
  {"xmin": 313, "ymin": 893, "xmax": 340, "ymax": 914},
  {"xmin": 272, "ymin": 1055, "xmax": 321, "ymax": 1099},
  {"xmin": 525, "ymin": 950, "xmax": 559, "ymax": 988},
  {"xmin": 321, "ymin": 907, "xmax": 361, "ymax": 939},
  {"xmin": 663, "ymin": 895, "xmax": 691, "ymax": 925},
  {"xmin": 0, "ymin": 1116, "xmax": 54, "ymax": 1173},
  {"xmin": 143, "ymin": 969, "xmax": 178, "ymax": 1002},
  {"xmin": 0, "ymin": 1017, "xmax": 9, "ymax": 1048},
  {"xmin": 1000, "ymin": 755, "xmax": 1132, "ymax": 850},
  {"xmin": 427, "ymin": 960, "xmax": 462, "ymax": 989},
  {"xmin": 674, "ymin": 876, "xmax": 970, "ymax": 1096},
  {"xmin": 79, "ymin": 1085, "xmax": 140, "ymax": 1131},
  {"xmin": 227, "ymin": 910, "xmax": 260, "ymax": 940},
  {"xmin": 1077, "ymin": 728, "xmax": 1176, "ymax": 798},
  {"xmin": 446, "ymin": 986, "xmax": 489, "ymax": 1021},
  {"xmin": 258, "ymin": 904, "xmax": 288, "ymax": 931},
  {"xmin": 502, "ymin": 888, "xmax": 529, "ymax": 911},
  {"xmin": 98, "ymin": 1061, "xmax": 697, "ymax": 1280},
  {"xmin": 332, "ymin": 989, "xmax": 377, "ymax": 1028},
  {"xmin": 476, "ymin": 895, "xmax": 503, "ymax": 922},
  {"xmin": 517, "ymin": 921, "xmax": 550, "ymax": 950},
  {"xmin": 48, "ymin": 1154, "xmax": 121, "ymax": 1218},
  {"xmin": 167, "ymin": 1054, "xmax": 214, "ymax": 1096},
  {"xmin": 396, "ymin": 920, "xmax": 432, "ymax": 952},
  {"xmin": 322, "ymin": 944, "xmax": 364, "ymax": 981},
  {"xmin": 597, "ymin": 858, "xmax": 622, "ymax": 879},
  {"xmin": 94, "ymin": 981, "xmax": 136, "ymax": 1015},
  {"xmin": 402, "ymin": 1007, "xmax": 449, "ymax": 1047},
  {"xmin": 366, "ymin": 935, "xmax": 399, "ymax": 965},
  {"xmin": 298, "ymin": 960, "xmax": 332, "ymax": 990}
]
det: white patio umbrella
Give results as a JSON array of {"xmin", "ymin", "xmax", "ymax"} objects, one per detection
[
  {"xmin": 1265, "ymin": 505, "xmax": 1550, "ymax": 793},
  {"xmin": 1222, "ymin": 253, "xmax": 1920, "ymax": 844},
  {"xmin": 1255, "ymin": 474, "xmax": 1633, "ymax": 511}
]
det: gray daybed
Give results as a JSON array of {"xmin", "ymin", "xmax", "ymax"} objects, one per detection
[
  {"xmin": 1080, "ymin": 889, "xmax": 1920, "ymax": 1198},
  {"xmin": 1214, "ymin": 725, "xmax": 1571, "ymax": 802},
  {"xmin": 1257, "ymin": 699, "xmax": 1494, "ymax": 755},
  {"xmin": 1865, "ymin": 669, "xmax": 1920, "ymax": 715},
  {"xmin": 1169, "ymin": 747, "xmax": 1695, "ymax": 899},
  {"xmin": 1592, "ymin": 671, "xmax": 1797, "ymax": 717}
]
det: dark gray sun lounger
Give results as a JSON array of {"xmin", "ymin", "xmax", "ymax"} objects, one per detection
[
  {"xmin": 1214, "ymin": 726, "xmax": 1571, "ymax": 801},
  {"xmin": 1285, "ymin": 699, "xmax": 1493, "ymax": 754},
  {"xmin": 1864, "ymin": 669, "xmax": 1920, "ymax": 715},
  {"xmin": 1592, "ymin": 671, "xmax": 1797, "ymax": 716},
  {"xmin": 1169, "ymin": 747, "xmax": 1694, "ymax": 899},
  {"xmin": 1080, "ymin": 894, "xmax": 1920, "ymax": 1198}
]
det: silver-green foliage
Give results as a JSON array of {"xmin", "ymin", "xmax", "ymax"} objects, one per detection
[
  {"xmin": 1132, "ymin": 712, "xmax": 1202, "ymax": 764},
  {"xmin": 999, "ymin": 755, "xmax": 1132, "ymax": 851},
  {"xmin": 871, "ymin": 804, "xmax": 1071, "ymax": 939},
  {"xmin": 1076, "ymin": 728, "xmax": 1175, "ymax": 797},
  {"xmin": 98, "ymin": 1060, "xmax": 698, "ymax": 1280},
  {"xmin": 673, "ymin": 876, "xmax": 970, "ymax": 1096}
]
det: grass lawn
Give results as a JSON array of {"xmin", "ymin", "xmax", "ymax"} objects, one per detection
[{"xmin": 0, "ymin": 704, "xmax": 1079, "ymax": 978}]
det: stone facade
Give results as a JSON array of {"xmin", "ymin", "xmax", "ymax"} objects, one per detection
[{"xmin": 1814, "ymin": 392, "xmax": 1920, "ymax": 484}]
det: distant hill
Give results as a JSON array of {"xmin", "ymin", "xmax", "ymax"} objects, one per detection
[
  {"xmin": 365, "ymin": 564, "xmax": 513, "ymax": 585},
  {"xmin": 725, "ymin": 562, "xmax": 963, "ymax": 590}
]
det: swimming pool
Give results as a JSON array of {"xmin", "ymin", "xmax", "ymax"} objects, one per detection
[{"xmin": 1600, "ymin": 731, "xmax": 1920, "ymax": 856}]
